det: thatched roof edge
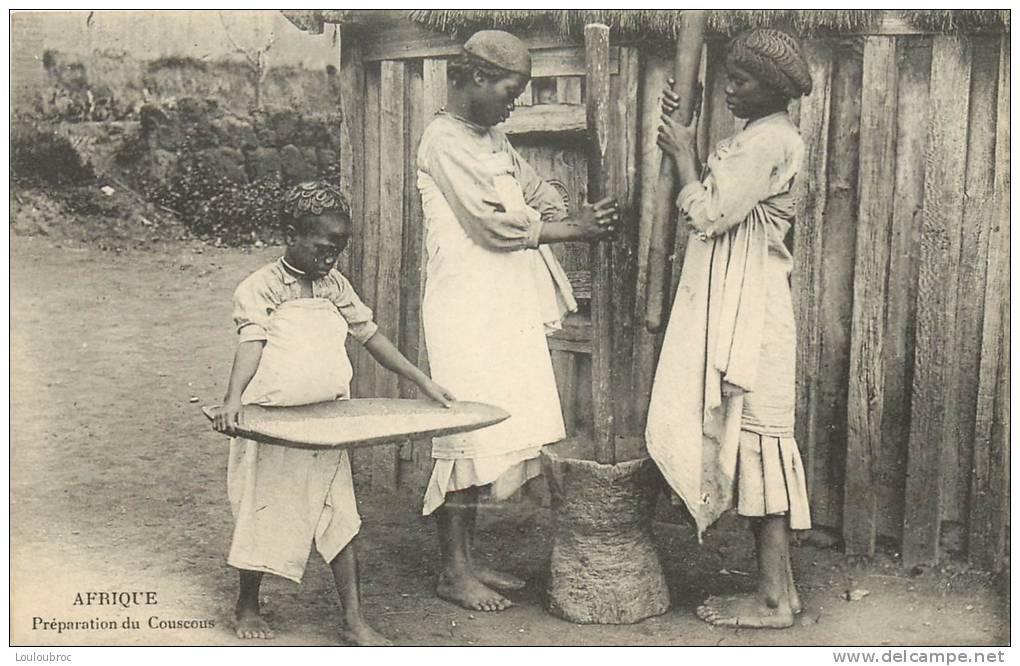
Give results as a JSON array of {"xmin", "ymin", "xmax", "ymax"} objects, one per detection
[{"xmin": 283, "ymin": 9, "xmax": 1009, "ymax": 38}]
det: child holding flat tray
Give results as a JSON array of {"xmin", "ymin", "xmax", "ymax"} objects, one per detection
[{"xmin": 211, "ymin": 180, "xmax": 453, "ymax": 645}]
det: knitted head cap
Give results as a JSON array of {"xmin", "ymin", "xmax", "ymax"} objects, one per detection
[
  {"xmin": 728, "ymin": 29, "xmax": 812, "ymax": 99},
  {"xmin": 462, "ymin": 30, "xmax": 532, "ymax": 77},
  {"xmin": 283, "ymin": 181, "xmax": 350, "ymax": 221}
]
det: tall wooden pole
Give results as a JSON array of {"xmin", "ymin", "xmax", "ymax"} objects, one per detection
[
  {"xmin": 644, "ymin": 11, "xmax": 707, "ymax": 332},
  {"xmin": 585, "ymin": 23, "xmax": 615, "ymax": 464}
]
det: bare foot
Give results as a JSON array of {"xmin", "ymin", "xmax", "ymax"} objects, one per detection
[
  {"xmin": 234, "ymin": 607, "xmax": 274, "ymax": 639},
  {"xmin": 789, "ymin": 582, "xmax": 803, "ymax": 615},
  {"xmin": 786, "ymin": 554, "xmax": 802, "ymax": 614},
  {"xmin": 473, "ymin": 565, "xmax": 526, "ymax": 591},
  {"xmin": 696, "ymin": 594, "xmax": 794, "ymax": 629},
  {"xmin": 436, "ymin": 571, "xmax": 513, "ymax": 612},
  {"xmin": 339, "ymin": 620, "xmax": 393, "ymax": 646}
]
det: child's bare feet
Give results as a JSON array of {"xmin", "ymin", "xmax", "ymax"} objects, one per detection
[
  {"xmin": 437, "ymin": 571, "xmax": 513, "ymax": 612},
  {"xmin": 789, "ymin": 579, "xmax": 802, "ymax": 615},
  {"xmin": 472, "ymin": 565, "xmax": 526, "ymax": 591},
  {"xmin": 787, "ymin": 556, "xmax": 802, "ymax": 614},
  {"xmin": 339, "ymin": 619, "xmax": 393, "ymax": 646},
  {"xmin": 704, "ymin": 515, "xmax": 799, "ymax": 627},
  {"xmin": 234, "ymin": 607, "xmax": 274, "ymax": 639},
  {"xmin": 696, "ymin": 594, "xmax": 795, "ymax": 629}
]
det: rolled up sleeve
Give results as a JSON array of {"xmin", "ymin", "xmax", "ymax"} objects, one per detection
[
  {"xmin": 232, "ymin": 279, "xmax": 272, "ymax": 343},
  {"xmin": 330, "ymin": 273, "xmax": 379, "ymax": 344}
]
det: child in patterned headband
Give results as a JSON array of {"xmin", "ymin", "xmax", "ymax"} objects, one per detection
[
  {"xmin": 212, "ymin": 180, "xmax": 454, "ymax": 644},
  {"xmin": 282, "ymin": 180, "xmax": 350, "ymax": 228}
]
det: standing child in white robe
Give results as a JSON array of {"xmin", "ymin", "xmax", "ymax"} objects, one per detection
[
  {"xmin": 416, "ymin": 30, "xmax": 621, "ymax": 612},
  {"xmin": 647, "ymin": 29, "xmax": 814, "ymax": 629},
  {"xmin": 212, "ymin": 181, "xmax": 454, "ymax": 644}
]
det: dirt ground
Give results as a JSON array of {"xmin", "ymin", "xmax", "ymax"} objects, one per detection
[{"xmin": 9, "ymin": 234, "xmax": 1009, "ymax": 647}]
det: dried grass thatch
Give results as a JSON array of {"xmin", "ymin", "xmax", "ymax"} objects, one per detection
[
  {"xmin": 406, "ymin": 9, "xmax": 1010, "ymax": 38},
  {"xmin": 900, "ymin": 9, "xmax": 1011, "ymax": 32},
  {"xmin": 284, "ymin": 9, "xmax": 1009, "ymax": 38}
]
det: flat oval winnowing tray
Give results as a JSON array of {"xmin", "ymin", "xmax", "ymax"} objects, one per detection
[{"xmin": 203, "ymin": 399, "xmax": 509, "ymax": 450}]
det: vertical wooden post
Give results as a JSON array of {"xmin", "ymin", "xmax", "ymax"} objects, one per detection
[
  {"xmin": 375, "ymin": 60, "xmax": 407, "ymax": 395},
  {"xmin": 844, "ymin": 36, "xmax": 898, "ymax": 557},
  {"xmin": 349, "ymin": 57, "xmax": 380, "ymax": 490},
  {"xmin": 397, "ymin": 61, "xmax": 426, "ymax": 469},
  {"xmin": 585, "ymin": 23, "xmax": 614, "ymax": 465},
  {"xmin": 968, "ymin": 36, "xmax": 1009, "ymax": 571},
  {"xmin": 610, "ymin": 47, "xmax": 641, "ymax": 437},
  {"xmin": 643, "ymin": 11, "xmax": 707, "ymax": 333},
  {"xmin": 357, "ymin": 62, "xmax": 381, "ymax": 404},
  {"xmin": 336, "ymin": 30, "xmax": 366, "ymax": 482},
  {"xmin": 338, "ymin": 30, "xmax": 365, "ymax": 289},
  {"xmin": 813, "ymin": 41, "xmax": 863, "ymax": 529},
  {"xmin": 880, "ymin": 38, "xmax": 931, "ymax": 539},
  {"xmin": 903, "ymin": 36, "xmax": 972, "ymax": 567},
  {"xmin": 791, "ymin": 42, "xmax": 833, "ymax": 527},
  {"xmin": 945, "ymin": 37, "xmax": 1000, "ymax": 527},
  {"xmin": 399, "ymin": 63, "xmax": 426, "ymax": 402},
  {"xmin": 408, "ymin": 58, "xmax": 449, "ymax": 489},
  {"xmin": 369, "ymin": 59, "xmax": 407, "ymax": 491}
]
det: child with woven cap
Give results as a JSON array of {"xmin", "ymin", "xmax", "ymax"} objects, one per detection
[
  {"xmin": 213, "ymin": 180, "xmax": 454, "ymax": 644},
  {"xmin": 647, "ymin": 28, "xmax": 813, "ymax": 629},
  {"xmin": 416, "ymin": 29, "xmax": 621, "ymax": 612}
]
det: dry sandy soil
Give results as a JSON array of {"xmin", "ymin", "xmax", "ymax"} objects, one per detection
[{"xmin": 9, "ymin": 234, "xmax": 1009, "ymax": 647}]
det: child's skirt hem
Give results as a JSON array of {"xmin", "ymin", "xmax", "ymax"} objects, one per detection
[
  {"xmin": 225, "ymin": 558, "xmax": 305, "ymax": 585},
  {"xmin": 735, "ymin": 430, "xmax": 811, "ymax": 530},
  {"xmin": 227, "ymin": 438, "xmax": 362, "ymax": 583}
]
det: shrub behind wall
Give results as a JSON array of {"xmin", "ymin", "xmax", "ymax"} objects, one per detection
[{"xmin": 116, "ymin": 99, "xmax": 343, "ymax": 245}]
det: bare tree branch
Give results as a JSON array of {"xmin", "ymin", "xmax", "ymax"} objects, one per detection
[
  {"xmin": 217, "ymin": 12, "xmax": 277, "ymax": 109},
  {"xmin": 218, "ymin": 11, "xmax": 259, "ymax": 68}
]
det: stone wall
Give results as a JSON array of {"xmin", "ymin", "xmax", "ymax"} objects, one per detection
[
  {"xmin": 17, "ymin": 49, "xmax": 340, "ymax": 122},
  {"xmin": 123, "ymin": 99, "xmax": 342, "ymax": 193}
]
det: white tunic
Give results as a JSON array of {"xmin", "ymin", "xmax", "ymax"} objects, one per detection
[
  {"xmin": 226, "ymin": 265, "xmax": 379, "ymax": 580},
  {"xmin": 646, "ymin": 112, "xmax": 811, "ymax": 536},
  {"xmin": 416, "ymin": 113, "xmax": 573, "ymax": 514}
]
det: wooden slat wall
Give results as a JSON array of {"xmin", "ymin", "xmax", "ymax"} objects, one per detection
[
  {"xmin": 946, "ymin": 36, "xmax": 1000, "ymax": 525},
  {"xmin": 811, "ymin": 39, "xmax": 863, "ymax": 530},
  {"xmin": 402, "ymin": 58, "xmax": 447, "ymax": 494},
  {"xmin": 368, "ymin": 59, "xmax": 407, "ymax": 490},
  {"xmin": 879, "ymin": 36, "xmax": 930, "ymax": 541},
  {"xmin": 348, "ymin": 59, "xmax": 381, "ymax": 488},
  {"xmin": 903, "ymin": 36, "xmax": 973, "ymax": 567},
  {"xmin": 968, "ymin": 36, "xmax": 1009, "ymax": 572},
  {"xmin": 844, "ymin": 36, "xmax": 898, "ymax": 556},
  {"xmin": 397, "ymin": 61, "xmax": 426, "ymax": 470},
  {"xmin": 791, "ymin": 40, "xmax": 833, "ymax": 532},
  {"xmin": 337, "ymin": 37, "xmax": 364, "ymax": 274},
  {"xmin": 337, "ymin": 31, "xmax": 1010, "ymax": 569}
]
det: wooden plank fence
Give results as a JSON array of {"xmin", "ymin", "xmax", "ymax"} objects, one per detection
[{"xmin": 335, "ymin": 23, "xmax": 1010, "ymax": 570}]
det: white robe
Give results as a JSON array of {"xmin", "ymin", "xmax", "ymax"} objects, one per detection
[
  {"xmin": 646, "ymin": 112, "xmax": 811, "ymax": 537},
  {"xmin": 416, "ymin": 113, "xmax": 574, "ymax": 515}
]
